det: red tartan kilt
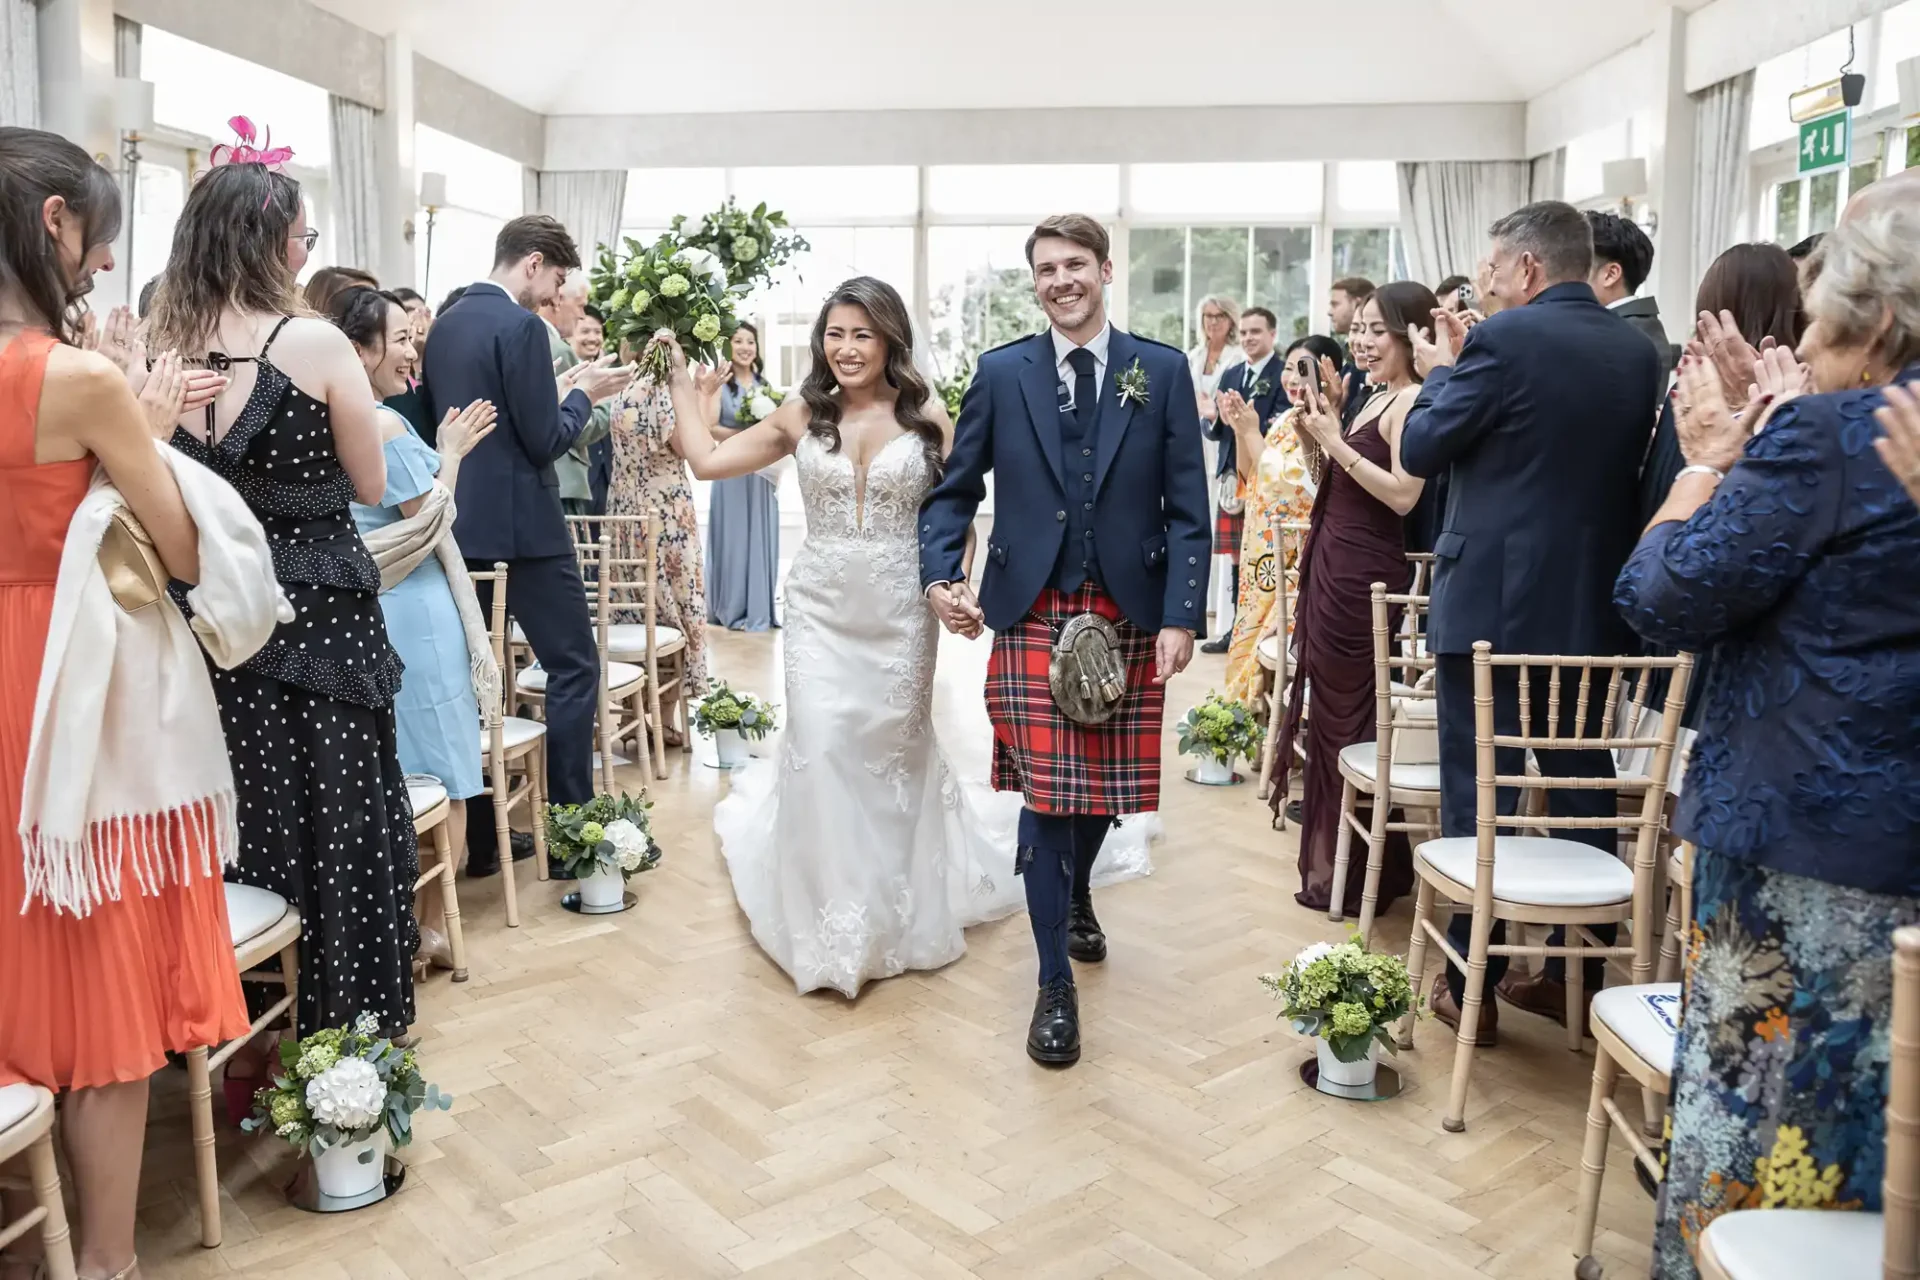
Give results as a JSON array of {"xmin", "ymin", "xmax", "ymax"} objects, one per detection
[
  {"xmin": 985, "ymin": 584, "xmax": 1165, "ymax": 814},
  {"xmin": 1214, "ymin": 505, "xmax": 1245, "ymax": 557}
]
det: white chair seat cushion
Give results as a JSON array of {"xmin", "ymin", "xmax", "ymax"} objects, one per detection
[
  {"xmin": 226, "ymin": 882, "xmax": 293, "ymax": 947},
  {"xmin": 1255, "ymin": 633, "xmax": 1283, "ymax": 668},
  {"xmin": 1700, "ymin": 1208, "xmax": 1883, "ymax": 1279},
  {"xmin": 1415, "ymin": 836, "xmax": 1634, "ymax": 907},
  {"xmin": 480, "ymin": 716, "xmax": 546, "ymax": 758},
  {"xmin": 606, "ymin": 624, "xmax": 684, "ymax": 660},
  {"xmin": 0, "ymin": 1082, "xmax": 40, "ymax": 1135},
  {"xmin": 1592, "ymin": 982, "xmax": 1681, "ymax": 1071},
  {"xmin": 407, "ymin": 777, "xmax": 448, "ymax": 816},
  {"xmin": 1337, "ymin": 741, "xmax": 1442, "ymax": 793},
  {"xmin": 517, "ymin": 662, "xmax": 643, "ymax": 694}
]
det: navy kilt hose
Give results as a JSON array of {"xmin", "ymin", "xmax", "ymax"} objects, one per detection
[
  {"xmin": 1213, "ymin": 504, "xmax": 1245, "ymax": 558},
  {"xmin": 986, "ymin": 583, "xmax": 1164, "ymax": 815}
]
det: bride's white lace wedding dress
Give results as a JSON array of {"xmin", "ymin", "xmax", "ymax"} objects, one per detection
[{"xmin": 714, "ymin": 431, "xmax": 1155, "ymax": 997}]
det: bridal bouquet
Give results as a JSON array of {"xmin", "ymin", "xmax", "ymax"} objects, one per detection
[
  {"xmin": 671, "ymin": 198, "xmax": 808, "ymax": 291},
  {"xmin": 241, "ymin": 1013, "xmax": 451, "ymax": 1158},
  {"xmin": 546, "ymin": 791, "xmax": 661, "ymax": 881},
  {"xmin": 590, "ymin": 235, "xmax": 742, "ymax": 382},
  {"xmin": 694, "ymin": 682, "xmax": 778, "ymax": 742},
  {"xmin": 732, "ymin": 384, "xmax": 786, "ymax": 428},
  {"xmin": 1259, "ymin": 935, "xmax": 1416, "ymax": 1064},
  {"xmin": 1176, "ymin": 691, "xmax": 1264, "ymax": 766}
]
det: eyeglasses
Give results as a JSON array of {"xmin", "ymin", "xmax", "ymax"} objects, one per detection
[
  {"xmin": 1202, "ymin": 311, "xmax": 1229, "ymax": 323},
  {"xmin": 291, "ymin": 229, "xmax": 319, "ymax": 250}
]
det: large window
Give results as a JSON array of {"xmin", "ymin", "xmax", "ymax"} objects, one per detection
[
  {"xmin": 926, "ymin": 225, "xmax": 1048, "ymax": 380},
  {"xmin": 747, "ymin": 225, "xmax": 915, "ymax": 386},
  {"xmin": 144, "ymin": 28, "xmax": 330, "ymax": 162},
  {"xmin": 415, "ymin": 125, "xmax": 523, "ymax": 304},
  {"xmin": 926, "ymin": 165, "xmax": 1119, "ymax": 219},
  {"xmin": 1124, "ymin": 226, "xmax": 1316, "ymax": 350}
]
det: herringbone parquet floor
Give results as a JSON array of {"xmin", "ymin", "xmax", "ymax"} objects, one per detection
[{"xmin": 136, "ymin": 619, "xmax": 1659, "ymax": 1279}]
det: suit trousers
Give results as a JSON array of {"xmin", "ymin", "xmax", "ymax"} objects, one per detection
[
  {"xmin": 466, "ymin": 553, "xmax": 598, "ymax": 854},
  {"xmin": 1434, "ymin": 654, "xmax": 1618, "ymax": 1000}
]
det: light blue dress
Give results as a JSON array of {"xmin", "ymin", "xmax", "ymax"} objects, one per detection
[
  {"xmin": 705, "ymin": 377, "xmax": 780, "ymax": 631},
  {"xmin": 351, "ymin": 412, "xmax": 485, "ymax": 799}
]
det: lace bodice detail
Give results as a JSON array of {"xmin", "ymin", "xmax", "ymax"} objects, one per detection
[{"xmin": 795, "ymin": 431, "xmax": 930, "ymax": 547}]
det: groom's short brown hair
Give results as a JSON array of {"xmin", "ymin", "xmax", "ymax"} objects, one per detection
[{"xmin": 1026, "ymin": 214, "xmax": 1110, "ymax": 267}]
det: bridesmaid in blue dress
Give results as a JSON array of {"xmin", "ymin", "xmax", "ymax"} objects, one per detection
[
  {"xmin": 331, "ymin": 287, "xmax": 496, "ymax": 953},
  {"xmin": 706, "ymin": 322, "xmax": 780, "ymax": 631}
]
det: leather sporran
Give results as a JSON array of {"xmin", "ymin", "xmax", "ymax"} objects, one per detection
[
  {"xmin": 98, "ymin": 509, "xmax": 168, "ymax": 612},
  {"xmin": 1049, "ymin": 612, "xmax": 1128, "ymax": 726},
  {"xmin": 1216, "ymin": 470, "xmax": 1244, "ymax": 515}
]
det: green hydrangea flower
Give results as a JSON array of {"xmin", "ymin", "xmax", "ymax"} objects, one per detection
[
  {"xmin": 579, "ymin": 821, "xmax": 606, "ymax": 844},
  {"xmin": 628, "ymin": 289, "xmax": 651, "ymax": 314},
  {"xmin": 692, "ymin": 314, "xmax": 721, "ymax": 343},
  {"xmin": 607, "ymin": 288, "xmax": 629, "ymax": 312},
  {"xmin": 625, "ymin": 258, "xmax": 644, "ymax": 281},
  {"xmin": 269, "ymin": 1092, "xmax": 304, "ymax": 1128},
  {"xmin": 295, "ymin": 1043, "xmax": 339, "ymax": 1078},
  {"xmin": 660, "ymin": 273, "xmax": 690, "ymax": 298},
  {"xmin": 731, "ymin": 234, "xmax": 759, "ymax": 262},
  {"xmin": 1329, "ymin": 1001, "xmax": 1372, "ymax": 1038}
]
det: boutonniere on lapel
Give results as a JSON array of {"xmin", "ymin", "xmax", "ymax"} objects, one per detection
[
  {"xmin": 1115, "ymin": 358, "xmax": 1150, "ymax": 409},
  {"xmin": 1248, "ymin": 376, "xmax": 1272, "ymax": 400}
]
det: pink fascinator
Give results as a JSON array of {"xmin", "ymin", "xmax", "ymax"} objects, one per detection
[{"xmin": 208, "ymin": 116, "xmax": 295, "ymax": 171}]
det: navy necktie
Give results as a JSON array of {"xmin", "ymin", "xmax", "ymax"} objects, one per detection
[{"xmin": 1066, "ymin": 347, "xmax": 1097, "ymax": 431}]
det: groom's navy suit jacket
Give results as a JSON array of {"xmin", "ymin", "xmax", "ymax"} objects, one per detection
[{"xmin": 919, "ymin": 327, "xmax": 1212, "ymax": 637}]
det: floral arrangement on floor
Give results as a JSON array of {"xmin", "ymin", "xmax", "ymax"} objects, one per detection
[
  {"xmin": 241, "ymin": 1013, "xmax": 451, "ymax": 1158},
  {"xmin": 670, "ymin": 198, "xmax": 809, "ymax": 290},
  {"xmin": 731, "ymin": 384, "xmax": 786, "ymax": 428},
  {"xmin": 1259, "ymin": 935, "xmax": 1417, "ymax": 1063},
  {"xmin": 545, "ymin": 791, "xmax": 661, "ymax": 881},
  {"xmin": 694, "ymin": 681, "xmax": 779, "ymax": 741},
  {"xmin": 1176, "ymin": 691, "xmax": 1264, "ymax": 764},
  {"xmin": 932, "ymin": 354, "xmax": 974, "ymax": 422},
  {"xmin": 590, "ymin": 235, "xmax": 741, "ymax": 381}
]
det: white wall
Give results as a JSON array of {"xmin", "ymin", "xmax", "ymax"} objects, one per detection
[
  {"xmin": 1526, "ymin": 38, "xmax": 1658, "ymax": 157},
  {"xmin": 1686, "ymin": 0, "xmax": 1890, "ymax": 90}
]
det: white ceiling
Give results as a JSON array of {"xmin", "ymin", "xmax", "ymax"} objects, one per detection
[{"xmin": 309, "ymin": 0, "xmax": 1713, "ymax": 116}]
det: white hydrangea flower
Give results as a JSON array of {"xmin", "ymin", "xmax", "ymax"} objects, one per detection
[
  {"xmin": 678, "ymin": 247, "xmax": 724, "ymax": 282},
  {"xmin": 748, "ymin": 393, "xmax": 778, "ymax": 421},
  {"xmin": 1292, "ymin": 941, "xmax": 1335, "ymax": 973},
  {"xmin": 604, "ymin": 818, "xmax": 648, "ymax": 872},
  {"xmin": 304, "ymin": 1057, "xmax": 385, "ymax": 1132}
]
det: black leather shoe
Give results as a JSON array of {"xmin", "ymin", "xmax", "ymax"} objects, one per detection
[
  {"xmin": 546, "ymin": 856, "xmax": 576, "ymax": 882},
  {"xmin": 465, "ymin": 832, "xmax": 535, "ymax": 878},
  {"xmin": 1285, "ymin": 800, "xmax": 1304, "ymax": 824},
  {"xmin": 1067, "ymin": 898, "xmax": 1107, "ymax": 962},
  {"xmin": 1200, "ymin": 635, "xmax": 1231, "ymax": 654},
  {"xmin": 1027, "ymin": 977, "xmax": 1081, "ymax": 1066}
]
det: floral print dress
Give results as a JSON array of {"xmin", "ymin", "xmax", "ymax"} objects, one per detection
[
  {"xmin": 1224, "ymin": 409, "xmax": 1315, "ymax": 707},
  {"xmin": 606, "ymin": 377, "xmax": 709, "ymax": 693}
]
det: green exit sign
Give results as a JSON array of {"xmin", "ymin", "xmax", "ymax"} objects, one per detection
[{"xmin": 1799, "ymin": 109, "xmax": 1852, "ymax": 175}]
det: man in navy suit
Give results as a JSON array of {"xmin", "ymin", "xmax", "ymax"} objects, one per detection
[
  {"xmin": 921, "ymin": 214, "xmax": 1210, "ymax": 1067},
  {"xmin": 422, "ymin": 215, "xmax": 631, "ymax": 877},
  {"xmin": 1400, "ymin": 201, "xmax": 1663, "ymax": 1045},
  {"xmin": 1200, "ymin": 307, "xmax": 1287, "ymax": 653}
]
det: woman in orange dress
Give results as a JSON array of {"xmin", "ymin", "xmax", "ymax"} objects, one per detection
[{"xmin": 0, "ymin": 128, "xmax": 249, "ymax": 1280}]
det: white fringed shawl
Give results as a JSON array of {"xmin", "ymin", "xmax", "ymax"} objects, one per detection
[{"xmin": 16, "ymin": 443, "xmax": 292, "ymax": 917}]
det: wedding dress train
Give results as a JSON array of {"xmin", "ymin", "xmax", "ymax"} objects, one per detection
[{"xmin": 714, "ymin": 432, "xmax": 1155, "ymax": 998}]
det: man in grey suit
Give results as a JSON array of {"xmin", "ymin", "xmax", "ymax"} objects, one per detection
[{"xmin": 1586, "ymin": 210, "xmax": 1678, "ymax": 381}]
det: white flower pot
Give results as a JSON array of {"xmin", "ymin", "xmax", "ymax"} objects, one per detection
[
  {"xmin": 313, "ymin": 1133, "xmax": 385, "ymax": 1199},
  {"xmin": 1316, "ymin": 1038, "xmax": 1379, "ymax": 1089},
  {"xmin": 1192, "ymin": 753, "xmax": 1234, "ymax": 785},
  {"xmin": 714, "ymin": 727, "xmax": 744, "ymax": 768},
  {"xmin": 577, "ymin": 864, "xmax": 626, "ymax": 910}
]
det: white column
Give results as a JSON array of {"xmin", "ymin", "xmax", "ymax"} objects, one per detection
[
  {"xmin": 1646, "ymin": 5, "xmax": 1696, "ymax": 342},
  {"xmin": 374, "ymin": 33, "xmax": 418, "ymax": 288},
  {"xmin": 36, "ymin": 0, "xmax": 115, "ymax": 155}
]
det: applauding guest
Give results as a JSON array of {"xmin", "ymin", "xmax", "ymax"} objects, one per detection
[
  {"xmin": 707, "ymin": 321, "xmax": 781, "ymax": 632},
  {"xmin": 1203, "ymin": 307, "xmax": 1286, "ymax": 654},
  {"xmin": 1616, "ymin": 205, "xmax": 1920, "ymax": 1280},
  {"xmin": 1399, "ymin": 201, "xmax": 1663, "ymax": 1044},
  {"xmin": 537, "ymin": 270, "xmax": 612, "ymax": 518}
]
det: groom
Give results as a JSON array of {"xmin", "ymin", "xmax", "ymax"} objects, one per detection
[{"xmin": 921, "ymin": 214, "xmax": 1211, "ymax": 1066}]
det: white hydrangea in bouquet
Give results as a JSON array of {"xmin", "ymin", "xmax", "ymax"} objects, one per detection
[
  {"xmin": 732, "ymin": 384, "xmax": 786, "ymax": 428},
  {"xmin": 589, "ymin": 235, "xmax": 742, "ymax": 382},
  {"xmin": 1258, "ymin": 933, "xmax": 1418, "ymax": 1064},
  {"xmin": 545, "ymin": 791, "xmax": 662, "ymax": 880},
  {"xmin": 241, "ymin": 1013, "xmax": 452, "ymax": 1157},
  {"xmin": 670, "ymin": 198, "xmax": 808, "ymax": 291}
]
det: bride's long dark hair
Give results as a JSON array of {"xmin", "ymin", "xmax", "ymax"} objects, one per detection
[{"xmin": 800, "ymin": 276, "xmax": 943, "ymax": 477}]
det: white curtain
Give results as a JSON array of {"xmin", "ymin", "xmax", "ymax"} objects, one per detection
[
  {"xmin": 114, "ymin": 15, "xmax": 141, "ymax": 78},
  {"xmin": 1692, "ymin": 71, "xmax": 1756, "ymax": 284},
  {"xmin": 525, "ymin": 170, "xmax": 629, "ymax": 262},
  {"xmin": 327, "ymin": 95, "xmax": 380, "ymax": 273},
  {"xmin": 1529, "ymin": 149, "xmax": 1565, "ymax": 204},
  {"xmin": 1397, "ymin": 161, "xmax": 1532, "ymax": 286},
  {"xmin": 1, "ymin": 0, "xmax": 37, "ymax": 129}
]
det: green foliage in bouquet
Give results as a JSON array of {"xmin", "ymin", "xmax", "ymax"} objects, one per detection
[
  {"xmin": 590, "ymin": 235, "xmax": 741, "ymax": 382},
  {"xmin": 240, "ymin": 1013, "xmax": 451, "ymax": 1158},
  {"xmin": 694, "ymin": 681, "xmax": 778, "ymax": 742},
  {"xmin": 932, "ymin": 354, "xmax": 974, "ymax": 422},
  {"xmin": 731, "ymin": 384, "xmax": 786, "ymax": 428},
  {"xmin": 671, "ymin": 198, "xmax": 808, "ymax": 290},
  {"xmin": 1176, "ymin": 690, "xmax": 1264, "ymax": 765},
  {"xmin": 1259, "ymin": 934, "xmax": 1418, "ymax": 1063},
  {"xmin": 546, "ymin": 791, "xmax": 661, "ymax": 881}
]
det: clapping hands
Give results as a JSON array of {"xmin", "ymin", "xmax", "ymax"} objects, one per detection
[
  {"xmin": 562, "ymin": 353, "xmax": 637, "ymax": 404},
  {"xmin": 437, "ymin": 399, "xmax": 498, "ymax": 461},
  {"xmin": 1875, "ymin": 383, "xmax": 1920, "ymax": 512},
  {"xmin": 1216, "ymin": 389, "xmax": 1259, "ymax": 434},
  {"xmin": 137, "ymin": 351, "xmax": 228, "ymax": 437},
  {"xmin": 1674, "ymin": 353, "xmax": 1746, "ymax": 473},
  {"xmin": 1408, "ymin": 308, "xmax": 1467, "ymax": 378}
]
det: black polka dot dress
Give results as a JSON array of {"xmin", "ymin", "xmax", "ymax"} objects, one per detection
[{"xmin": 171, "ymin": 320, "xmax": 418, "ymax": 1038}]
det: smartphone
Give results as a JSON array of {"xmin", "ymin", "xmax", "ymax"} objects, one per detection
[
  {"xmin": 1456, "ymin": 281, "xmax": 1477, "ymax": 307},
  {"xmin": 1294, "ymin": 355, "xmax": 1320, "ymax": 395}
]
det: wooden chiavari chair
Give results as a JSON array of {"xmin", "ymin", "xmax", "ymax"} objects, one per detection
[
  {"xmin": 1695, "ymin": 924, "xmax": 1920, "ymax": 1279},
  {"xmin": 1398, "ymin": 643, "xmax": 1693, "ymax": 1132},
  {"xmin": 1254, "ymin": 518, "xmax": 1309, "ymax": 801},
  {"xmin": 594, "ymin": 512, "xmax": 688, "ymax": 778},
  {"xmin": 473, "ymin": 563, "xmax": 547, "ymax": 927},
  {"xmin": 409, "ymin": 776, "xmax": 468, "ymax": 982},
  {"xmin": 0, "ymin": 1085, "xmax": 75, "ymax": 1278},
  {"xmin": 1328, "ymin": 583, "xmax": 1442, "ymax": 947}
]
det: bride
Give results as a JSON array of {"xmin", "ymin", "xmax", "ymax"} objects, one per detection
[{"xmin": 654, "ymin": 277, "xmax": 1153, "ymax": 998}]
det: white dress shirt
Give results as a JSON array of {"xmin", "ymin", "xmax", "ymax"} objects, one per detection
[{"xmin": 1052, "ymin": 321, "xmax": 1112, "ymax": 415}]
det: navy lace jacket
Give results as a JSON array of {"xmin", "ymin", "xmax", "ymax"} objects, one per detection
[{"xmin": 1614, "ymin": 372, "xmax": 1920, "ymax": 897}]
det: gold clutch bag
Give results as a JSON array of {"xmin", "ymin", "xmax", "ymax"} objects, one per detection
[{"xmin": 98, "ymin": 509, "xmax": 168, "ymax": 612}]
